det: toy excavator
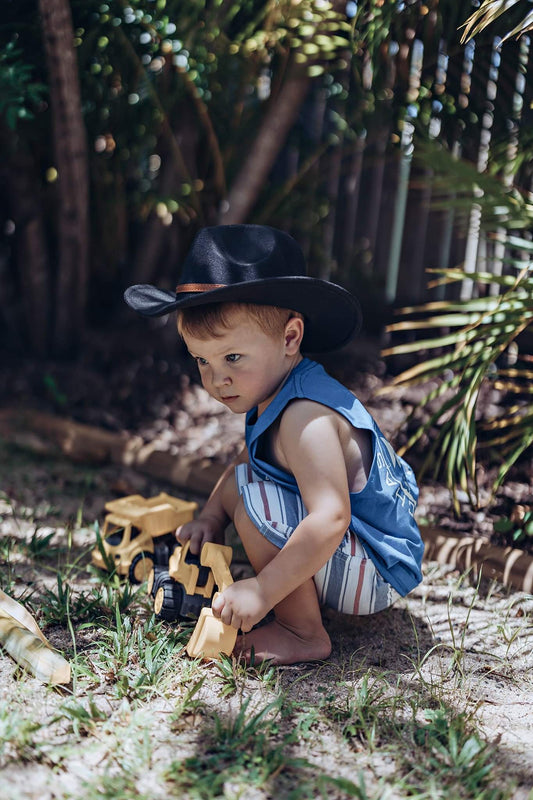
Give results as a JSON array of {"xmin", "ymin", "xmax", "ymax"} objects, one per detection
[{"xmin": 150, "ymin": 541, "xmax": 237, "ymax": 660}]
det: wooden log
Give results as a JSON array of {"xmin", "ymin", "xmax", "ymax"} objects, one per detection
[
  {"xmin": 423, "ymin": 526, "xmax": 533, "ymax": 594},
  {"xmin": 0, "ymin": 409, "xmax": 225, "ymax": 495}
]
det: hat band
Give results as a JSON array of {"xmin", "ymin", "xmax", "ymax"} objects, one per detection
[{"xmin": 176, "ymin": 283, "xmax": 225, "ymax": 294}]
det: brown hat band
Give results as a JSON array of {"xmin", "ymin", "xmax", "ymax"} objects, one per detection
[{"xmin": 176, "ymin": 283, "xmax": 225, "ymax": 293}]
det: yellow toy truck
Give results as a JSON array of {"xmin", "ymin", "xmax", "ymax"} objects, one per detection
[
  {"xmin": 150, "ymin": 541, "xmax": 237, "ymax": 660},
  {"xmin": 148, "ymin": 540, "xmax": 227, "ymax": 620},
  {"xmin": 91, "ymin": 493, "xmax": 197, "ymax": 584}
]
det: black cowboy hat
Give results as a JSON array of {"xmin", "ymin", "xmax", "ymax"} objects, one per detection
[{"xmin": 124, "ymin": 224, "xmax": 362, "ymax": 352}]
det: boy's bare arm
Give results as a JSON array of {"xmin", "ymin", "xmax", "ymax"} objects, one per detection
[
  {"xmin": 177, "ymin": 445, "xmax": 248, "ymax": 553},
  {"xmin": 213, "ymin": 403, "xmax": 353, "ymax": 631}
]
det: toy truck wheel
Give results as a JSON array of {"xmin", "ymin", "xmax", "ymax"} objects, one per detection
[
  {"xmin": 147, "ymin": 564, "xmax": 168, "ymax": 598},
  {"xmin": 154, "ymin": 578, "xmax": 185, "ymax": 622},
  {"xmin": 128, "ymin": 551, "xmax": 155, "ymax": 584}
]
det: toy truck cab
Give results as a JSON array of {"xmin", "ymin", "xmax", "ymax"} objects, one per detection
[{"xmin": 91, "ymin": 493, "xmax": 197, "ymax": 583}]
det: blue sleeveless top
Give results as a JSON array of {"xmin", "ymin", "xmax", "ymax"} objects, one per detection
[{"xmin": 245, "ymin": 358, "xmax": 424, "ymax": 596}]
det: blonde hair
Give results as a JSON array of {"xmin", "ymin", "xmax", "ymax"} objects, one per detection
[{"xmin": 177, "ymin": 302, "xmax": 303, "ymax": 340}]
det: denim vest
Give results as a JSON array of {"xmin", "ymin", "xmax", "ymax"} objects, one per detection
[{"xmin": 245, "ymin": 358, "xmax": 424, "ymax": 596}]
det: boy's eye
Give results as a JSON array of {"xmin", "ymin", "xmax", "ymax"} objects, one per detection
[
  {"xmin": 195, "ymin": 357, "xmax": 208, "ymax": 366},
  {"xmin": 225, "ymin": 354, "xmax": 241, "ymax": 363}
]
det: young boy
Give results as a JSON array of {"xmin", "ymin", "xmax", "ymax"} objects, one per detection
[{"xmin": 124, "ymin": 224, "xmax": 424, "ymax": 665}]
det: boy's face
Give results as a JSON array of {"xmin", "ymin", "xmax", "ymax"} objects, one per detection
[{"xmin": 182, "ymin": 308, "xmax": 302, "ymax": 416}]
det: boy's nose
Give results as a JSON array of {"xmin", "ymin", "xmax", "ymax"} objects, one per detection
[{"xmin": 212, "ymin": 370, "xmax": 231, "ymax": 388}]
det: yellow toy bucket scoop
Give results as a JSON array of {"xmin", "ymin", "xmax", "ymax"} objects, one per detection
[{"xmin": 186, "ymin": 542, "xmax": 237, "ymax": 660}]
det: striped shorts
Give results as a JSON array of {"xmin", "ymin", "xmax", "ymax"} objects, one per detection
[{"xmin": 235, "ymin": 464, "xmax": 400, "ymax": 616}]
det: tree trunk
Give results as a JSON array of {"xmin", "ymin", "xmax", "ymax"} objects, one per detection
[
  {"xmin": 340, "ymin": 133, "xmax": 366, "ymax": 279},
  {"xmin": 38, "ymin": 0, "xmax": 89, "ymax": 356},
  {"xmin": 218, "ymin": 68, "xmax": 311, "ymax": 225},
  {"xmin": 6, "ymin": 150, "xmax": 52, "ymax": 355}
]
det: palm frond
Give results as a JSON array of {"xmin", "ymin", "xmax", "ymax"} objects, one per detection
[
  {"xmin": 460, "ymin": 0, "xmax": 532, "ymax": 43},
  {"xmin": 500, "ymin": 8, "xmax": 533, "ymax": 42},
  {"xmin": 460, "ymin": 0, "xmax": 517, "ymax": 43},
  {"xmin": 383, "ymin": 256, "xmax": 533, "ymax": 506}
]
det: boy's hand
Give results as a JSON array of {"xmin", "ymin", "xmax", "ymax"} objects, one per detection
[
  {"xmin": 211, "ymin": 578, "xmax": 269, "ymax": 633},
  {"xmin": 176, "ymin": 514, "xmax": 224, "ymax": 555}
]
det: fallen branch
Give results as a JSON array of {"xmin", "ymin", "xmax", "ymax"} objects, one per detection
[{"xmin": 0, "ymin": 409, "xmax": 225, "ymax": 496}]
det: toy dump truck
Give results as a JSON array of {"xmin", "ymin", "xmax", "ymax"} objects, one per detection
[{"xmin": 91, "ymin": 493, "xmax": 197, "ymax": 584}]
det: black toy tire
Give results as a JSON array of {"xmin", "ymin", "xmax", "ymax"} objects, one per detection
[
  {"xmin": 128, "ymin": 551, "xmax": 155, "ymax": 584},
  {"xmin": 154, "ymin": 577, "xmax": 185, "ymax": 622},
  {"xmin": 154, "ymin": 541, "xmax": 171, "ymax": 566},
  {"xmin": 147, "ymin": 564, "xmax": 168, "ymax": 597}
]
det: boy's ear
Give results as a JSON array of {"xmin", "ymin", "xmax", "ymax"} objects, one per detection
[{"xmin": 284, "ymin": 316, "xmax": 304, "ymax": 353}]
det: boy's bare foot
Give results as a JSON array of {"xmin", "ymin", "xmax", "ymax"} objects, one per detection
[{"xmin": 234, "ymin": 619, "xmax": 332, "ymax": 665}]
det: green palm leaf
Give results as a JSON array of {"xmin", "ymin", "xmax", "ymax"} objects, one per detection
[
  {"xmin": 460, "ymin": 0, "xmax": 533, "ymax": 43},
  {"xmin": 383, "ymin": 257, "xmax": 533, "ymax": 507}
]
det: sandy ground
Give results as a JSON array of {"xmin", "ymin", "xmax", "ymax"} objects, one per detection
[
  {"xmin": 0, "ymin": 444, "xmax": 532, "ymax": 798},
  {"xmin": 399, "ymin": 572, "xmax": 533, "ymax": 797},
  {"xmin": 0, "ymin": 560, "xmax": 532, "ymax": 798}
]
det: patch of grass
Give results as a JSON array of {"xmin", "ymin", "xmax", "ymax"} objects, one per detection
[
  {"xmin": 290, "ymin": 702, "xmax": 323, "ymax": 742},
  {"xmin": 327, "ymin": 673, "xmax": 404, "ymax": 751},
  {"xmin": 402, "ymin": 704, "xmax": 510, "ymax": 799},
  {"xmin": 214, "ymin": 651, "xmax": 279, "ymax": 698},
  {"xmin": 283, "ymin": 664, "xmax": 515, "ymax": 800},
  {"xmin": 311, "ymin": 772, "xmax": 394, "ymax": 800},
  {"xmin": 38, "ymin": 575, "xmax": 105, "ymax": 627},
  {"xmin": 88, "ymin": 577, "xmax": 146, "ymax": 617},
  {"xmin": 25, "ymin": 529, "xmax": 61, "ymax": 559},
  {"xmin": 54, "ymin": 695, "xmax": 110, "ymax": 737},
  {"xmin": 166, "ymin": 692, "xmax": 389, "ymax": 799},
  {"xmin": 406, "ymin": 575, "xmax": 486, "ymax": 693},
  {"xmin": 91, "ymin": 521, "xmax": 118, "ymax": 575},
  {"xmin": 169, "ymin": 676, "xmax": 206, "ymax": 731},
  {"xmin": 248, "ymin": 650, "xmax": 279, "ymax": 691},
  {"xmin": 213, "ymin": 652, "xmax": 250, "ymax": 697},
  {"xmin": 165, "ymin": 696, "xmax": 302, "ymax": 798},
  {"xmin": 0, "ymin": 534, "xmax": 18, "ymax": 593},
  {"xmin": 80, "ymin": 612, "xmax": 187, "ymax": 702},
  {"xmin": 0, "ymin": 701, "xmax": 44, "ymax": 765},
  {"xmin": 75, "ymin": 769, "xmax": 152, "ymax": 800}
]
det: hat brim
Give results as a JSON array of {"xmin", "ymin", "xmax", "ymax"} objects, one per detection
[{"xmin": 124, "ymin": 277, "xmax": 362, "ymax": 352}]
